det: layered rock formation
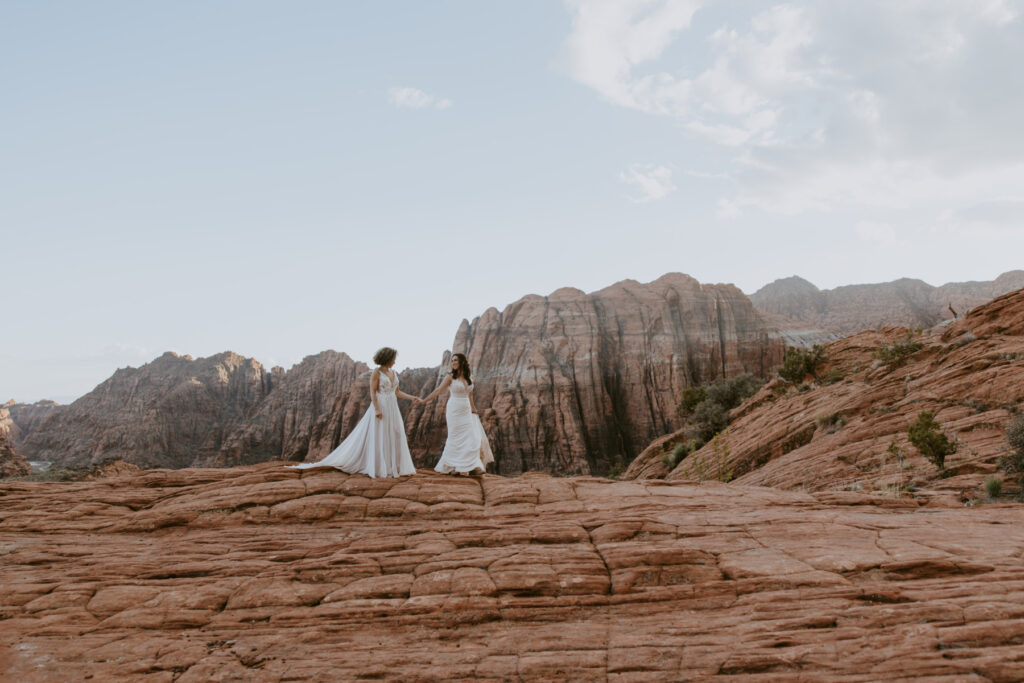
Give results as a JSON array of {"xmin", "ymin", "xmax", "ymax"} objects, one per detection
[
  {"xmin": 214, "ymin": 354, "xmax": 436, "ymax": 467},
  {"xmin": 18, "ymin": 352, "xmax": 273, "ymax": 469},
  {"xmin": 0, "ymin": 432, "xmax": 31, "ymax": 478},
  {"xmin": 3, "ymin": 464, "xmax": 1024, "ymax": 680},
  {"xmin": 626, "ymin": 287, "xmax": 1024, "ymax": 500},
  {"xmin": 0, "ymin": 400, "xmax": 63, "ymax": 444},
  {"xmin": 751, "ymin": 270, "xmax": 1024, "ymax": 338},
  {"xmin": 402, "ymin": 273, "xmax": 784, "ymax": 475}
]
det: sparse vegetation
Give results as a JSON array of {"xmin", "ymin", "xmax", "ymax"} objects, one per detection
[
  {"xmin": 686, "ymin": 430, "xmax": 733, "ymax": 483},
  {"xmin": 662, "ymin": 441, "xmax": 693, "ymax": 470},
  {"xmin": 816, "ymin": 412, "xmax": 846, "ymax": 433},
  {"xmin": 984, "ymin": 476, "xmax": 1002, "ymax": 499},
  {"xmin": 961, "ymin": 398, "xmax": 990, "ymax": 414},
  {"xmin": 677, "ymin": 373, "xmax": 763, "ymax": 448},
  {"xmin": 821, "ymin": 369, "xmax": 846, "ymax": 385},
  {"xmin": 677, "ymin": 386, "xmax": 707, "ymax": 416},
  {"xmin": 907, "ymin": 411, "xmax": 957, "ymax": 471},
  {"xmin": 874, "ymin": 333, "xmax": 925, "ymax": 369},
  {"xmin": 778, "ymin": 345, "xmax": 827, "ymax": 383},
  {"xmin": 1000, "ymin": 414, "xmax": 1024, "ymax": 491},
  {"xmin": 11, "ymin": 468, "xmax": 81, "ymax": 482}
]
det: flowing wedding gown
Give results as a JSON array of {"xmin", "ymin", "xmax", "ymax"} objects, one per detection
[
  {"xmin": 287, "ymin": 371, "xmax": 416, "ymax": 478},
  {"xmin": 434, "ymin": 378, "xmax": 494, "ymax": 473}
]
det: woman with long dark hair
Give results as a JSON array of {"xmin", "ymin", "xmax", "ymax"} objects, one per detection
[
  {"xmin": 420, "ymin": 352, "xmax": 492, "ymax": 475},
  {"xmin": 287, "ymin": 347, "xmax": 419, "ymax": 478}
]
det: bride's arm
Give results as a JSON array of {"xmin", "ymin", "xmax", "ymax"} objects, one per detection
[
  {"xmin": 469, "ymin": 385, "xmax": 478, "ymax": 414},
  {"xmin": 371, "ymin": 369, "xmax": 382, "ymax": 419},
  {"xmin": 396, "ymin": 388, "xmax": 419, "ymax": 403},
  {"xmin": 421, "ymin": 375, "xmax": 452, "ymax": 403}
]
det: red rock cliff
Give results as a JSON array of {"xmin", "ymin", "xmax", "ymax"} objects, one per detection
[{"xmin": 403, "ymin": 273, "xmax": 784, "ymax": 475}]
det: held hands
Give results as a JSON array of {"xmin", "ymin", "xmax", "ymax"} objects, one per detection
[{"xmin": 375, "ymin": 409, "xmax": 383, "ymax": 420}]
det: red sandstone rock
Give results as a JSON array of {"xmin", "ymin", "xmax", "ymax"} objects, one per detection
[
  {"xmin": 0, "ymin": 400, "xmax": 62, "ymax": 444},
  {"xmin": 0, "ymin": 432, "xmax": 30, "ymax": 478},
  {"xmin": 626, "ymin": 287, "xmax": 1024, "ymax": 502},
  {"xmin": 2, "ymin": 463, "xmax": 1024, "ymax": 680},
  {"xmin": 403, "ymin": 273, "xmax": 784, "ymax": 475}
]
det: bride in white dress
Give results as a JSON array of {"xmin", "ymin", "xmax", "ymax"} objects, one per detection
[
  {"xmin": 421, "ymin": 353, "xmax": 493, "ymax": 475},
  {"xmin": 286, "ymin": 347, "xmax": 419, "ymax": 478}
]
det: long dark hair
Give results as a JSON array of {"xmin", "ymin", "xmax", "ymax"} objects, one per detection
[{"xmin": 451, "ymin": 352, "xmax": 472, "ymax": 385}]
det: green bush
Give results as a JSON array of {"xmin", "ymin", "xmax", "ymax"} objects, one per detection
[
  {"xmin": 690, "ymin": 400, "xmax": 728, "ymax": 444},
  {"xmin": 677, "ymin": 374, "xmax": 763, "ymax": 446},
  {"xmin": 984, "ymin": 476, "xmax": 1002, "ymax": 499},
  {"xmin": 662, "ymin": 441, "xmax": 692, "ymax": 469},
  {"xmin": 875, "ymin": 333, "xmax": 924, "ymax": 369},
  {"xmin": 705, "ymin": 373, "xmax": 762, "ymax": 411},
  {"xmin": 778, "ymin": 345, "xmax": 827, "ymax": 383},
  {"xmin": 678, "ymin": 386, "xmax": 707, "ymax": 415},
  {"xmin": 1001, "ymin": 414, "xmax": 1024, "ymax": 487},
  {"xmin": 907, "ymin": 411, "xmax": 956, "ymax": 471}
]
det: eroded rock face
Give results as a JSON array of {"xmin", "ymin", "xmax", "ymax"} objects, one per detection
[
  {"xmin": 18, "ymin": 352, "xmax": 273, "ymax": 469},
  {"xmin": 211, "ymin": 351, "xmax": 370, "ymax": 468},
  {"xmin": 626, "ymin": 287, "xmax": 1024, "ymax": 500},
  {"xmin": 0, "ymin": 400, "xmax": 63, "ymax": 444},
  {"xmin": 403, "ymin": 273, "xmax": 784, "ymax": 475},
  {"xmin": 751, "ymin": 270, "xmax": 1024, "ymax": 338},
  {"xmin": 2, "ymin": 464, "xmax": 1023, "ymax": 680},
  {"xmin": 0, "ymin": 432, "xmax": 31, "ymax": 478}
]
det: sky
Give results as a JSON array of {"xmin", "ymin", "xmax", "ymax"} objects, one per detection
[{"xmin": 3, "ymin": 0, "xmax": 1024, "ymax": 403}]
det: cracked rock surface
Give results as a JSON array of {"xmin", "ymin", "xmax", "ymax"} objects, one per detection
[{"xmin": 2, "ymin": 463, "xmax": 1024, "ymax": 680}]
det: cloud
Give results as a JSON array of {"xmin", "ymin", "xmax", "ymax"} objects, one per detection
[
  {"xmin": 387, "ymin": 87, "xmax": 454, "ymax": 110},
  {"xmin": 561, "ymin": 1, "xmax": 1024, "ymax": 222},
  {"xmin": 620, "ymin": 164, "xmax": 677, "ymax": 202}
]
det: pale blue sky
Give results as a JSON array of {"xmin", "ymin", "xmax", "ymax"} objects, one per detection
[{"xmin": 3, "ymin": 1, "xmax": 1023, "ymax": 403}]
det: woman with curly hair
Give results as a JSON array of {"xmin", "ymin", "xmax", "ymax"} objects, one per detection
[
  {"xmin": 420, "ymin": 352, "xmax": 493, "ymax": 475},
  {"xmin": 287, "ymin": 347, "xmax": 419, "ymax": 478}
]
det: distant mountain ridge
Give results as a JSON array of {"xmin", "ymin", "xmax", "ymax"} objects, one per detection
[{"xmin": 750, "ymin": 270, "xmax": 1024, "ymax": 338}]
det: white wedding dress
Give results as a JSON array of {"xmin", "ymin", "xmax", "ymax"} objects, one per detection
[
  {"xmin": 287, "ymin": 371, "xmax": 416, "ymax": 478},
  {"xmin": 434, "ymin": 379, "xmax": 494, "ymax": 473}
]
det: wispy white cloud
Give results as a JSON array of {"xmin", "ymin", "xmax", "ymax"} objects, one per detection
[
  {"xmin": 387, "ymin": 86, "xmax": 454, "ymax": 110},
  {"xmin": 620, "ymin": 163, "xmax": 676, "ymax": 203},
  {"xmin": 561, "ymin": 1, "xmax": 1024, "ymax": 224}
]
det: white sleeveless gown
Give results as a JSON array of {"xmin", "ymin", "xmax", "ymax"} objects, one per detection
[
  {"xmin": 286, "ymin": 371, "xmax": 416, "ymax": 478},
  {"xmin": 434, "ymin": 379, "xmax": 494, "ymax": 473}
]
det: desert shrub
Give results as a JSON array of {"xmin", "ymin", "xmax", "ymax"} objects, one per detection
[
  {"xmin": 778, "ymin": 345, "xmax": 827, "ymax": 383},
  {"xmin": 705, "ymin": 373, "xmax": 762, "ymax": 411},
  {"xmin": 907, "ymin": 411, "xmax": 956, "ymax": 471},
  {"xmin": 816, "ymin": 412, "xmax": 846, "ymax": 432},
  {"xmin": 690, "ymin": 400, "xmax": 729, "ymax": 444},
  {"xmin": 821, "ymin": 368, "xmax": 845, "ymax": 385},
  {"xmin": 685, "ymin": 432, "xmax": 733, "ymax": 483},
  {"xmin": 1001, "ymin": 414, "xmax": 1024, "ymax": 487},
  {"xmin": 677, "ymin": 374, "xmax": 763, "ymax": 445},
  {"xmin": 984, "ymin": 476, "xmax": 1002, "ymax": 499},
  {"xmin": 678, "ymin": 386, "xmax": 707, "ymax": 415},
  {"xmin": 874, "ymin": 333, "xmax": 924, "ymax": 369},
  {"xmin": 662, "ymin": 441, "xmax": 692, "ymax": 469},
  {"xmin": 710, "ymin": 431, "xmax": 733, "ymax": 482}
]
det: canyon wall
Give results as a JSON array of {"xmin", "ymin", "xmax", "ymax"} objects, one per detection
[{"xmin": 401, "ymin": 273, "xmax": 784, "ymax": 475}]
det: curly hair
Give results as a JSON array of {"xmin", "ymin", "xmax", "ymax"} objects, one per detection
[
  {"xmin": 373, "ymin": 347, "xmax": 397, "ymax": 367},
  {"xmin": 451, "ymin": 352, "xmax": 472, "ymax": 385}
]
